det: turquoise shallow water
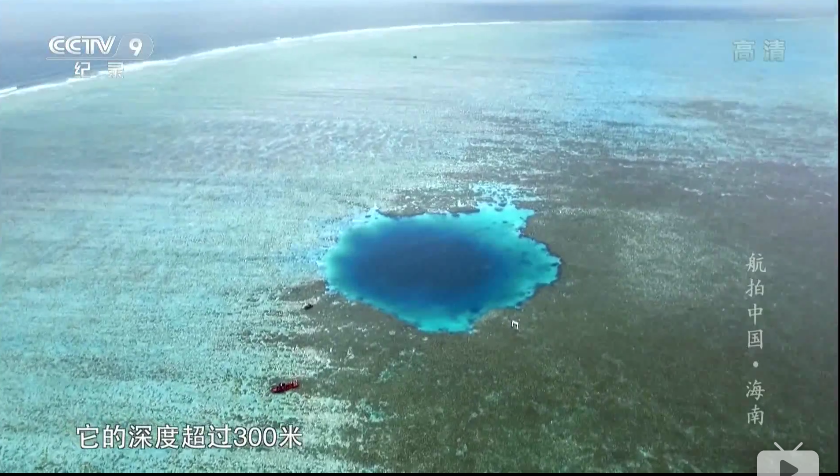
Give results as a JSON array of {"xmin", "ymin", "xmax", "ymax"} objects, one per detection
[
  {"xmin": 0, "ymin": 19, "xmax": 836, "ymax": 472},
  {"xmin": 322, "ymin": 201, "xmax": 560, "ymax": 333}
]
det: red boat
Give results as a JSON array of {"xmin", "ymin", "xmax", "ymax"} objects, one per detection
[{"xmin": 271, "ymin": 380, "xmax": 300, "ymax": 394}]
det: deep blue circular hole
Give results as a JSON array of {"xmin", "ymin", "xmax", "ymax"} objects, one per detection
[{"xmin": 323, "ymin": 205, "xmax": 561, "ymax": 333}]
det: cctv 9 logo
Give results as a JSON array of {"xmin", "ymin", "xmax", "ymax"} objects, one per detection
[{"xmin": 48, "ymin": 34, "xmax": 154, "ymax": 61}]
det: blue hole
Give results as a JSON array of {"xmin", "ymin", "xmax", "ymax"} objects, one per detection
[{"xmin": 322, "ymin": 201, "xmax": 561, "ymax": 333}]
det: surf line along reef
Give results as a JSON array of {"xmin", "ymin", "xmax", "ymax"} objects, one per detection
[{"xmin": 321, "ymin": 195, "xmax": 561, "ymax": 333}]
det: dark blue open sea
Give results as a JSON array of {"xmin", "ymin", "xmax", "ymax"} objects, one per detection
[{"xmin": 1, "ymin": 2, "xmax": 837, "ymax": 473}]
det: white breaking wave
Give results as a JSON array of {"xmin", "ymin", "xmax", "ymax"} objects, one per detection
[
  {"xmin": 0, "ymin": 79, "xmax": 88, "ymax": 99},
  {"xmin": 0, "ymin": 21, "xmax": 520, "ymax": 101}
]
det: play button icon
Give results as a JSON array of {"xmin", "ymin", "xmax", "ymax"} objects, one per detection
[
  {"xmin": 780, "ymin": 460, "xmax": 799, "ymax": 476},
  {"xmin": 757, "ymin": 443, "xmax": 819, "ymax": 476}
]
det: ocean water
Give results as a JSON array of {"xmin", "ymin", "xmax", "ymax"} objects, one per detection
[
  {"xmin": 322, "ymin": 197, "xmax": 560, "ymax": 333},
  {"xmin": 0, "ymin": 18, "xmax": 837, "ymax": 473},
  {"xmin": 3, "ymin": 2, "xmax": 832, "ymax": 90}
]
